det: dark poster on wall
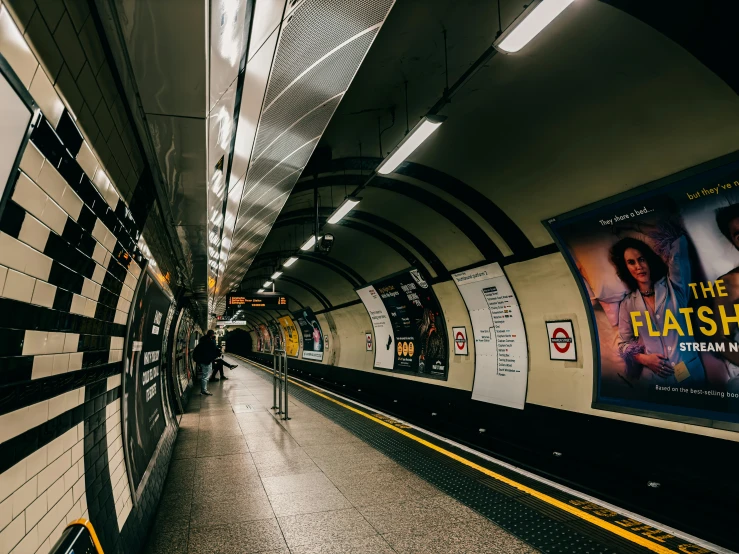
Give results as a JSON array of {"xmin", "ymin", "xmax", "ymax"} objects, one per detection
[
  {"xmin": 546, "ymin": 158, "xmax": 739, "ymax": 424},
  {"xmin": 361, "ymin": 269, "xmax": 448, "ymax": 378},
  {"xmin": 294, "ymin": 307, "xmax": 324, "ymax": 361},
  {"xmin": 123, "ymin": 272, "xmax": 172, "ymax": 491}
]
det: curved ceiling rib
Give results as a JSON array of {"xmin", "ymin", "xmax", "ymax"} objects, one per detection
[
  {"xmin": 251, "ymin": 252, "xmax": 366, "ymax": 289},
  {"xmin": 212, "ymin": 0, "xmax": 398, "ymax": 320}
]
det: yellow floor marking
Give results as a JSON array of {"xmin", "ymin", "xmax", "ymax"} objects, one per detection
[{"xmin": 233, "ymin": 355, "xmax": 682, "ymax": 554}]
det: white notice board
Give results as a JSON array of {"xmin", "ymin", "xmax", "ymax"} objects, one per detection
[
  {"xmin": 0, "ymin": 60, "xmax": 34, "ymax": 211},
  {"xmin": 356, "ymin": 285, "xmax": 394, "ymax": 369},
  {"xmin": 452, "ymin": 263, "xmax": 528, "ymax": 409}
]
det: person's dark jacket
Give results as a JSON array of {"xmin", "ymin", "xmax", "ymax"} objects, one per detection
[{"xmin": 194, "ymin": 335, "xmax": 221, "ymax": 364}]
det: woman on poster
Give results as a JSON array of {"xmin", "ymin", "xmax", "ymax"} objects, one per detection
[{"xmin": 612, "ymin": 221, "xmax": 706, "ymax": 386}]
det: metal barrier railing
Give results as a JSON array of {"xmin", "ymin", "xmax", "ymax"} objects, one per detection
[
  {"xmin": 49, "ymin": 519, "xmax": 103, "ymax": 554},
  {"xmin": 271, "ymin": 348, "xmax": 290, "ymax": 420}
]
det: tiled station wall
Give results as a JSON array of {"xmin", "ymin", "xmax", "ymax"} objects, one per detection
[{"xmin": 0, "ymin": 3, "xmax": 182, "ymax": 554}]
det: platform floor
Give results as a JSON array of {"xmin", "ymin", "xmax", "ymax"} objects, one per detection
[{"xmin": 144, "ymin": 357, "xmax": 720, "ymax": 554}]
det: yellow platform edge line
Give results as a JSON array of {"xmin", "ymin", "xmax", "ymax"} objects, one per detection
[{"xmin": 232, "ymin": 355, "xmax": 679, "ymax": 554}]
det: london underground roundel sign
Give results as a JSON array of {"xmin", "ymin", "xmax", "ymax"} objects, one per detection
[{"xmin": 546, "ymin": 320, "xmax": 577, "ymax": 361}]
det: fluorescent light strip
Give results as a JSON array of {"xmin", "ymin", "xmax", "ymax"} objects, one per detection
[
  {"xmin": 327, "ymin": 197, "xmax": 361, "ymax": 224},
  {"xmin": 300, "ymin": 235, "xmax": 318, "ymax": 251},
  {"xmin": 496, "ymin": 0, "xmax": 575, "ymax": 53},
  {"xmin": 263, "ymin": 281, "xmax": 272, "ymax": 288},
  {"xmin": 376, "ymin": 116, "xmax": 445, "ymax": 175},
  {"xmin": 257, "ymin": 289, "xmax": 264, "ymax": 293},
  {"xmin": 271, "ymin": 271, "xmax": 282, "ymax": 279},
  {"xmin": 283, "ymin": 256, "xmax": 298, "ymax": 267}
]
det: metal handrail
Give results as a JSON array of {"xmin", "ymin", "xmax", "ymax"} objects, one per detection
[
  {"xmin": 272, "ymin": 349, "xmax": 290, "ymax": 420},
  {"xmin": 49, "ymin": 519, "xmax": 103, "ymax": 553}
]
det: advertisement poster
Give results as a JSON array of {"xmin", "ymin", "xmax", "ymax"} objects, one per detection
[
  {"xmin": 547, "ymin": 160, "xmax": 739, "ymax": 422},
  {"xmin": 269, "ymin": 321, "xmax": 282, "ymax": 351},
  {"xmin": 279, "ymin": 316, "xmax": 299, "ymax": 357},
  {"xmin": 357, "ymin": 269, "xmax": 448, "ymax": 378},
  {"xmin": 123, "ymin": 272, "xmax": 172, "ymax": 491},
  {"xmin": 294, "ymin": 308, "xmax": 324, "ymax": 361},
  {"xmin": 258, "ymin": 324, "xmax": 272, "ymax": 353},
  {"xmin": 356, "ymin": 285, "xmax": 395, "ymax": 368},
  {"xmin": 452, "ymin": 263, "xmax": 528, "ymax": 409}
]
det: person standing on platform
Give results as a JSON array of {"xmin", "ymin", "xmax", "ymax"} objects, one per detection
[{"xmin": 193, "ymin": 330, "xmax": 221, "ymax": 396}]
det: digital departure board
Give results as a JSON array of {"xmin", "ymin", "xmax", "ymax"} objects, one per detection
[{"xmin": 226, "ymin": 294, "xmax": 287, "ymax": 310}]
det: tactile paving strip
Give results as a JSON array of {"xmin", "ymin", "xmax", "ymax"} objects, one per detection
[{"xmin": 242, "ymin": 359, "xmax": 718, "ymax": 554}]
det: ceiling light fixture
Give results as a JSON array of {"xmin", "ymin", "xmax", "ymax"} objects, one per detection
[
  {"xmin": 283, "ymin": 256, "xmax": 298, "ymax": 267},
  {"xmin": 263, "ymin": 281, "xmax": 272, "ymax": 288},
  {"xmin": 300, "ymin": 235, "xmax": 319, "ymax": 251},
  {"xmin": 494, "ymin": 0, "xmax": 575, "ymax": 53},
  {"xmin": 327, "ymin": 196, "xmax": 361, "ymax": 224},
  {"xmin": 271, "ymin": 271, "xmax": 282, "ymax": 279},
  {"xmin": 258, "ymin": 288, "xmax": 264, "ymax": 293},
  {"xmin": 376, "ymin": 115, "xmax": 446, "ymax": 175}
]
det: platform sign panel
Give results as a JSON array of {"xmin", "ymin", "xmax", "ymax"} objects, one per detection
[
  {"xmin": 279, "ymin": 316, "xmax": 299, "ymax": 357},
  {"xmin": 546, "ymin": 159, "xmax": 739, "ymax": 423},
  {"xmin": 226, "ymin": 294, "xmax": 287, "ymax": 310},
  {"xmin": 295, "ymin": 308, "xmax": 324, "ymax": 361},
  {"xmin": 356, "ymin": 285, "xmax": 394, "ymax": 368},
  {"xmin": 123, "ymin": 272, "xmax": 172, "ymax": 492},
  {"xmin": 453, "ymin": 263, "xmax": 528, "ymax": 409},
  {"xmin": 547, "ymin": 320, "xmax": 577, "ymax": 361},
  {"xmin": 357, "ymin": 269, "xmax": 448, "ymax": 378},
  {"xmin": 453, "ymin": 326, "xmax": 468, "ymax": 356}
]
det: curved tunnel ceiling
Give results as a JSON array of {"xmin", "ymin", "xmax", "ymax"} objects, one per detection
[{"xmin": 237, "ymin": 0, "xmax": 739, "ymax": 309}]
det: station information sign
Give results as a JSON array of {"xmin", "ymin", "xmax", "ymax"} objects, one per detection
[{"xmin": 226, "ymin": 294, "xmax": 287, "ymax": 310}]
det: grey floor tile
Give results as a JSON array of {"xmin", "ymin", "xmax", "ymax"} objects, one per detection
[
  {"xmin": 190, "ymin": 489, "xmax": 274, "ymax": 526},
  {"xmin": 268, "ymin": 488, "xmax": 352, "ymax": 516},
  {"xmin": 143, "ymin": 527, "xmax": 189, "ymax": 554},
  {"xmin": 194, "ymin": 453, "xmax": 256, "ymax": 472},
  {"xmin": 261, "ymin": 472, "xmax": 338, "ymax": 496},
  {"xmin": 246, "ymin": 433, "xmax": 301, "ymax": 452},
  {"xmin": 289, "ymin": 535, "xmax": 394, "ymax": 554},
  {"xmin": 196, "ymin": 435, "xmax": 249, "ymax": 457},
  {"xmin": 467, "ymin": 520, "xmax": 540, "ymax": 553},
  {"xmin": 277, "ymin": 508, "xmax": 377, "ymax": 548},
  {"xmin": 254, "ymin": 458, "xmax": 321, "ymax": 478},
  {"xmin": 300, "ymin": 442, "xmax": 376, "ymax": 459},
  {"xmin": 249, "ymin": 448, "xmax": 311, "ymax": 465},
  {"xmin": 358, "ymin": 497, "xmax": 463, "ymax": 534},
  {"xmin": 188, "ymin": 519, "xmax": 287, "ymax": 554},
  {"xmin": 382, "ymin": 523, "xmax": 500, "ymax": 554},
  {"xmin": 172, "ymin": 438, "xmax": 198, "ymax": 460},
  {"xmin": 337, "ymin": 481, "xmax": 430, "ymax": 508}
]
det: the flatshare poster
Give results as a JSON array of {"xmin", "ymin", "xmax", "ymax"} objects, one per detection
[{"xmin": 548, "ymin": 159, "xmax": 739, "ymax": 422}]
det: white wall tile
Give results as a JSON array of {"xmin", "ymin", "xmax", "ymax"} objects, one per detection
[
  {"xmin": 0, "ymin": 233, "xmax": 30, "ymax": 273},
  {"xmin": 35, "ymin": 165, "xmax": 66, "ymax": 207},
  {"xmin": 22, "ymin": 331, "xmax": 47, "ymax": 357},
  {"xmin": 45, "ymin": 333, "xmax": 65, "ymax": 356},
  {"xmin": 114, "ymin": 310, "xmax": 127, "ymax": 325},
  {"xmin": 0, "ymin": 6, "xmax": 38, "ymax": 88},
  {"xmin": 51, "ymin": 354, "xmax": 69, "ymax": 376},
  {"xmin": 120, "ymin": 284, "xmax": 133, "ymax": 302},
  {"xmin": 11, "ymin": 174, "xmax": 46, "ymax": 221},
  {"xmin": 10, "ymin": 523, "xmax": 38, "ymax": 554},
  {"xmin": 11, "ymin": 477, "xmax": 36, "ymax": 519},
  {"xmin": 28, "ymin": 69, "xmax": 63, "ymax": 128},
  {"xmin": 62, "ymin": 334, "xmax": 78, "ymax": 354},
  {"xmin": 2, "ymin": 269, "xmax": 34, "ymax": 303},
  {"xmin": 103, "ymin": 231, "xmax": 117, "ymax": 252},
  {"xmin": 25, "ymin": 403, "xmax": 48, "ymax": 432},
  {"xmin": 80, "ymin": 279, "xmax": 100, "ymax": 301},
  {"xmin": 0, "ymin": 495, "xmax": 11, "ymax": 532},
  {"xmin": 0, "ymin": 461, "xmax": 27, "ymax": 504},
  {"xmin": 0, "ymin": 514, "xmax": 25, "ymax": 554},
  {"xmin": 108, "ymin": 350, "xmax": 122, "ymax": 363},
  {"xmin": 30, "ymin": 356, "xmax": 53, "ymax": 380},
  {"xmin": 25, "ymin": 494, "xmax": 47, "ymax": 535},
  {"xmin": 45, "ymin": 477, "xmax": 64, "ymax": 509},
  {"xmin": 110, "ymin": 337, "xmax": 124, "ymax": 350},
  {"xmin": 106, "ymin": 373, "xmax": 122, "ymax": 390},
  {"xmin": 68, "ymin": 353, "xmax": 82, "ymax": 372},
  {"xmin": 30, "ymin": 281, "xmax": 55, "ymax": 309},
  {"xmin": 46, "ymin": 436, "xmax": 64, "ymax": 467},
  {"xmin": 91, "ymin": 219, "xmax": 107, "ymax": 245},
  {"xmin": 23, "ymin": 250, "xmax": 52, "ymax": 282},
  {"xmin": 0, "ymin": 265, "xmax": 7, "ymax": 297},
  {"xmin": 18, "ymin": 144, "xmax": 44, "ymax": 183},
  {"xmin": 83, "ymin": 298, "xmax": 97, "ymax": 318},
  {"xmin": 39, "ymin": 199, "xmax": 66, "ymax": 236},
  {"xmin": 18, "ymin": 216, "xmax": 50, "ymax": 252},
  {"xmin": 72, "ymin": 477, "xmax": 84, "ymax": 503},
  {"xmin": 76, "ymin": 142, "xmax": 98, "ymax": 181},
  {"xmin": 69, "ymin": 294, "xmax": 85, "ymax": 315},
  {"xmin": 37, "ymin": 451, "xmax": 71, "ymax": 495},
  {"xmin": 91, "ymin": 264, "xmax": 106, "ymax": 285},
  {"xmin": 26, "ymin": 448, "xmax": 47, "ymax": 481},
  {"xmin": 58, "ymin": 188, "xmax": 82, "ymax": 221},
  {"xmin": 91, "ymin": 242, "xmax": 106, "ymax": 265}
]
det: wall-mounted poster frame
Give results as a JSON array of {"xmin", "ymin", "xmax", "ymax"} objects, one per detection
[
  {"xmin": 356, "ymin": 268, "xmax": 449, "ymax": 380},
  {"xmin": 121, "ymin": 263, "xmax": 175, "ymax": 503},
  {"xmin": 544, "ymin": 151, "xmax": 739, "ymax": 431},
  {"xmin": 0, "ymin": 52, "xmax": 40, "ymax": 221}
]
